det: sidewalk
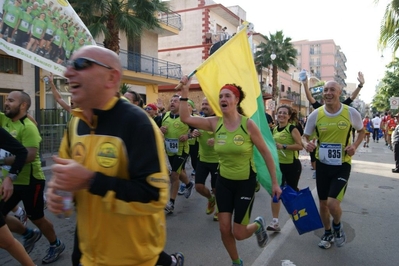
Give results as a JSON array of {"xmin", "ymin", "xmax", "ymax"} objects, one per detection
[{"xmin": 253, "ymin": 139, "xmax": 399, "ymax": 266}]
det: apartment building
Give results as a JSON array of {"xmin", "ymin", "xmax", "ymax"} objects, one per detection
[{"xmin": 158, "ymin": 0, "xmax": 246, "ymax": 108}]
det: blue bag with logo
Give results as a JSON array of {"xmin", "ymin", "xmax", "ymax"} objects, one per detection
[{"xmin": 280, "ymin": 185, "xmax": 323, "ymax": 235}]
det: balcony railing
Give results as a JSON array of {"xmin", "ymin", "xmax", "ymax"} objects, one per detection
[
  {"xmin": 118, "ymin": 49, "xmax": 182, "ymax": 80},
  {"xmin": 158, "ymin": 10, "xmax": 182, "ymax": 31}
]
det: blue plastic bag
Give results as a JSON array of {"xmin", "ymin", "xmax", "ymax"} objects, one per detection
[{"xmin": 280, "ymin": 185, "xmax": 323, "ymax": 235}]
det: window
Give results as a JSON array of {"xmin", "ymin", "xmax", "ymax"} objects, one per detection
[
  {"xmin": 281, "ymin": 84, "xmax": 285, "ymax": 92},
  {"xmin": 0, "ymin": 54, "xmax": 22, "ymax": 74}
]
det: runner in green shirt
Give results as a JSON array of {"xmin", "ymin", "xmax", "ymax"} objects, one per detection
[
  {"xmin": 14, "ymin": 6, "xmax": 33, "ymax": 47},
  {"xmin": 26, "ymin": 12, "xmax": 47, "ymax": 53},
  {"xmin": 0, "ymin": 0, "xmax": 22, "ymax": 42}
]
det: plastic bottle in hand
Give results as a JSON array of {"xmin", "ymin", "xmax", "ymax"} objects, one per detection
[
  {"xmin": 56, "ymin": 190, "xmax": 73, "ymax": 219},
  {"xmin": 299, "ymin": 69, "xmax": 307, "ymax": 82}
]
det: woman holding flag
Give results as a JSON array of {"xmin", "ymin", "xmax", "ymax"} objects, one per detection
[{"xmin": 179, "ymin": 75, "xmax": 281, "ymax": 266}]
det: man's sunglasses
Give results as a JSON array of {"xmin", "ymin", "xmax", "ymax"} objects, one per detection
[{"xmin": 67, "ymin": 57, "xmax": 113, "ymax": 71}]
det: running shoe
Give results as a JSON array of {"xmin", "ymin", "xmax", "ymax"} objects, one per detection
[
  {"xmin": 318, "ymin": 232, "xmax": 334, "ymax": 249},
  {"xmin": 184, "ymin": 182, "xmax": 194, "ymax": 199},
  {"xmin": 213, "ymin": 212, "xmax": 219, "ymax": 221},
  {"xmin": 178, "ymin": 182, "xmax": 185, "ymax": 195},
  {"xmin": 14, "ymin": 208, "xmax": 27, "ymax": 226},
  {"xmin": 266, "ymin": 221, "xmax": 281, "ymax": 232},
  {"xmin": 232, "ymin": 259, "xmax": 243, "ymax": 266},
  {"xmin": 206, "ymin": 195, "xmax": 216, "ymax": 215},
  {"xmin": 172, "ymin": 252, "xmax": 185, "ymax": 266},
  {"xmin": 23, "ymin": 228, "xmax": 42, "ymax": 254},
  {"xmin": 164, "ymin": 201, "xmax": 174, "ymax": 214},
  {"xmin": 334, "ymin": 224, "xmax": 346, "ymax": 247},
  {"xmin": 42, "ymin": 240, "xmax": 65, "ymax": 264},
  {"xmin": 254, "ymin": 216, "xmax": 268, "ymax": 248}
]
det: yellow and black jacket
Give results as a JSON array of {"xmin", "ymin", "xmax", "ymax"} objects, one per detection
[{"xmin": 59, "ymin": 97, "xmax": 169, "ymax": 266}]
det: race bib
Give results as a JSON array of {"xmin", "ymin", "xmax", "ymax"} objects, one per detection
[
  {"xmin": 46, "ymin": 28, "xmax": 54, "ymax": 35},
  {"xmin": 21, "ymin": 20, "xmax": 29, "ymax": 28},
  {"xmin": 319, "ymin": 143, "xmax": 342, "ymax": 166},
  {"xmin": 0, "ymin": 149, "xmax": 13, "ymax": 171},
  {"xmin": 165, "ymin": 138, "xmax": 178, "ymax": 154},
  {"xmin": 6, "ymin": 13, "xmax": 15, "ymax": 23},
  {"xmin": 35, "ymin": 27, "xmax": 43, "ymax": 34}
]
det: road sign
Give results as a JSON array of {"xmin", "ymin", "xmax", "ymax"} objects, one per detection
[
  {"xmin": 268, "ymin": 100, "xmax": 275, "ymax": 110},
  {"xmin": 390, "ymin": 97, "xmax": 399, "ymax": 109}
]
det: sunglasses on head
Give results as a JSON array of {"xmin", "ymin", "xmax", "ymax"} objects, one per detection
[{"xmin": 67, "ymin": 57, "xmax": 113, "ymax": 71}]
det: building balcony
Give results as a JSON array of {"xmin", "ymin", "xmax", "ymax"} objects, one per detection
[
  {"xmin": 119, "ymin": 48, "xmax": 181, "ymax": 83},
  {"xmin": 153, "ymin": 10, "xmax": 182, "ymax": 37}
]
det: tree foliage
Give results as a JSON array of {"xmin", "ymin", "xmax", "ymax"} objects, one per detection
[
  {"xmin": 69, "ymin": 0, "xmax": 168, "ymax": 54},
  {"xmin": 254, "ymin": 31, "xmax": 297, "ymax": 101},
  {"xmin": 376, "ymin": 0, "xmax": 399, "ymax": 53},
  {"xmin": 372, "ymin": 57, "xmax": 399, "ymax": 112}
]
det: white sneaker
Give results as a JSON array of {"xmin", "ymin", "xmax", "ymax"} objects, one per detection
[
  {"xmin": 266, "ymin": 221, "xmax": 281, "ymax": 232},
  {"xmin": 15, "ymin": 208, "xmax": 28, "ymax": 226}
]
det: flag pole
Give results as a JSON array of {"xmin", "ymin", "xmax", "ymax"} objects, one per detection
[{"xmin": 174, "ymin": 70, "xmax": 197, "ymax": 90}]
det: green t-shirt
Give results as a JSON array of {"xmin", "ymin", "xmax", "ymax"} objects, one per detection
[
  {"xmin": 272, "ymin": 124, "xmax": 298, "ymax": 164},
  {"xmin": 214, "ymin": 116, "xmax": 255, "ymax": 180},
  {"xmin": 52, "ymin": 28, "xmax": 66, "ymax": 46},
  {"xmin": 31, "ymin": 18, "xmax": 47, "ymax": 39},
  {"xmin": 0, "ymin": 113, "xmax": 45, "ymax": 185},
  {"xmin": 162, "ymin": 112, "xmax": 189, "ymax": 156},
  {"xmin": 315, "ymin": 105, "xmax": 352, "ymax": 165},
  {"xmin": 4, "ymin": 4, "xmax": 22, "ymax": 28},
  {"xmin": 45, "ymin": 20, "xmax": 57, "ymax": 36},
  {"xmin": 17, "ymin": 11, "xmax": 33, "ymax": 32},
  {"xmin": 197, "ymin": 129, "xmax": 218, "ymax": 163}
]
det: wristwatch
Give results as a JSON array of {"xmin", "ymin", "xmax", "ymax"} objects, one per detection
[
  {"xmin": 7, "ymin": 173, "xmax": 18, "ymax": 182},
  {"xmin": 282, "ymin": 144, "xmax": 287, "ymax": 150}
]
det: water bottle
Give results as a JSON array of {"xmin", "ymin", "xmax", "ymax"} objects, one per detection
[
  {"xmin": 299, "ymin": 69, "xmax": 307, "ymax": 82},
  {"xmin": 56, "ymin": 190, "xmax": 73, "ymax": 219}
]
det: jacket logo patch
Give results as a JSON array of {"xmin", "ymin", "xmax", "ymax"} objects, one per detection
[
  {"xmin": 72, "ymin": 142, "xmax": 86, "ymax": 164},
  {"xmin": 96, "ymin": 142, "xmax": 117, "ymax": 168}
]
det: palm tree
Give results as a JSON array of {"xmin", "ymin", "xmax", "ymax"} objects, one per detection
[
  {"xmin": 376, "ymin": 0, "xmax": 399, "ymax": 53},
  {"xmin": 255, "ymin": 31, "xmax": 297, "ymax": 101},
  {"xmin": 69, "ymin": 0, "xmax": 168, "ymax": 54}
]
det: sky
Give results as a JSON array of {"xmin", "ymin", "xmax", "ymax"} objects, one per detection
[{"xmin": 217, "ymin": 0, "xmax": 393, "ymax": 104}]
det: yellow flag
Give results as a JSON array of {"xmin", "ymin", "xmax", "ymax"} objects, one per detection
[
  {"xmin": 195, "ymin": 28, "xmax": 260, "ymax": 117},
  {"xmin": 195, "ymin": 27, "xmax": 282, "ymax": 195}
]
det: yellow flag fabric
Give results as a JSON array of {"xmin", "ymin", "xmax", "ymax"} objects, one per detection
[
  {"xmin": 196, "ymin": 28, "xmax": 259, "ymax": 117},
  {"xmin": 195, "ymin": 27, "xmax": 282, "ymax": 194}
]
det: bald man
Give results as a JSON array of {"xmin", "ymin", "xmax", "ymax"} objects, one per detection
[
  {"xmin": 302, "ymin": 80, "xmax": 364, "ymax": 250},
  {"xmin": 0, "ymin": 91, "xmax": 64, "ymax": 264},
  {"xmin": 46, "ymin": 46, "xmax": 180, "ymax": 266}
]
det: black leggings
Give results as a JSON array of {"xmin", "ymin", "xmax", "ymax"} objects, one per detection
[{"xmin": 279, "ymin": 159, "xmax": 302, "ymax": 191}]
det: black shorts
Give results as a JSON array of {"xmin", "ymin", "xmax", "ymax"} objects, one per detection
[
  {"xmin": 168, "ymin": 152, "xmax": 189, "ymax": 173},
  {"xmin": 310, "ymin": 150, "xmax": 316, "ymax": 162},
  {"xmin": 0, "ymin": 201, "xmax": 5, "ymax": 227},
  {"xmin": 316, "ymin": 160, "xmax": 351, "ymax": 201},
  {"xmin": 195, "ymin": 160, "xmax": 218, "ymax": 188},
  {"xmin": 43, "ymin": 33, "xmax": 53, "ymax": 41},
  {"xmin": 280, "ymin": 159, "xmax": 302, "ymax": 190},
  {"xmin": 1, "ymin": 24, "xmax": 13, "ymax": 38},
  {"xmin": 216, "ymin": 170, "xmax": 256, "ymax": 225},
  {"xmin": 1, "ymin": 180, "xmax": 45, "ymax": 221}
]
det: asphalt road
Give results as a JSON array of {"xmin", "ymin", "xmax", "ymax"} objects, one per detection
[{"xmin": 1, "ymin": 139, "xmax": 398, "ymax": 266}]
